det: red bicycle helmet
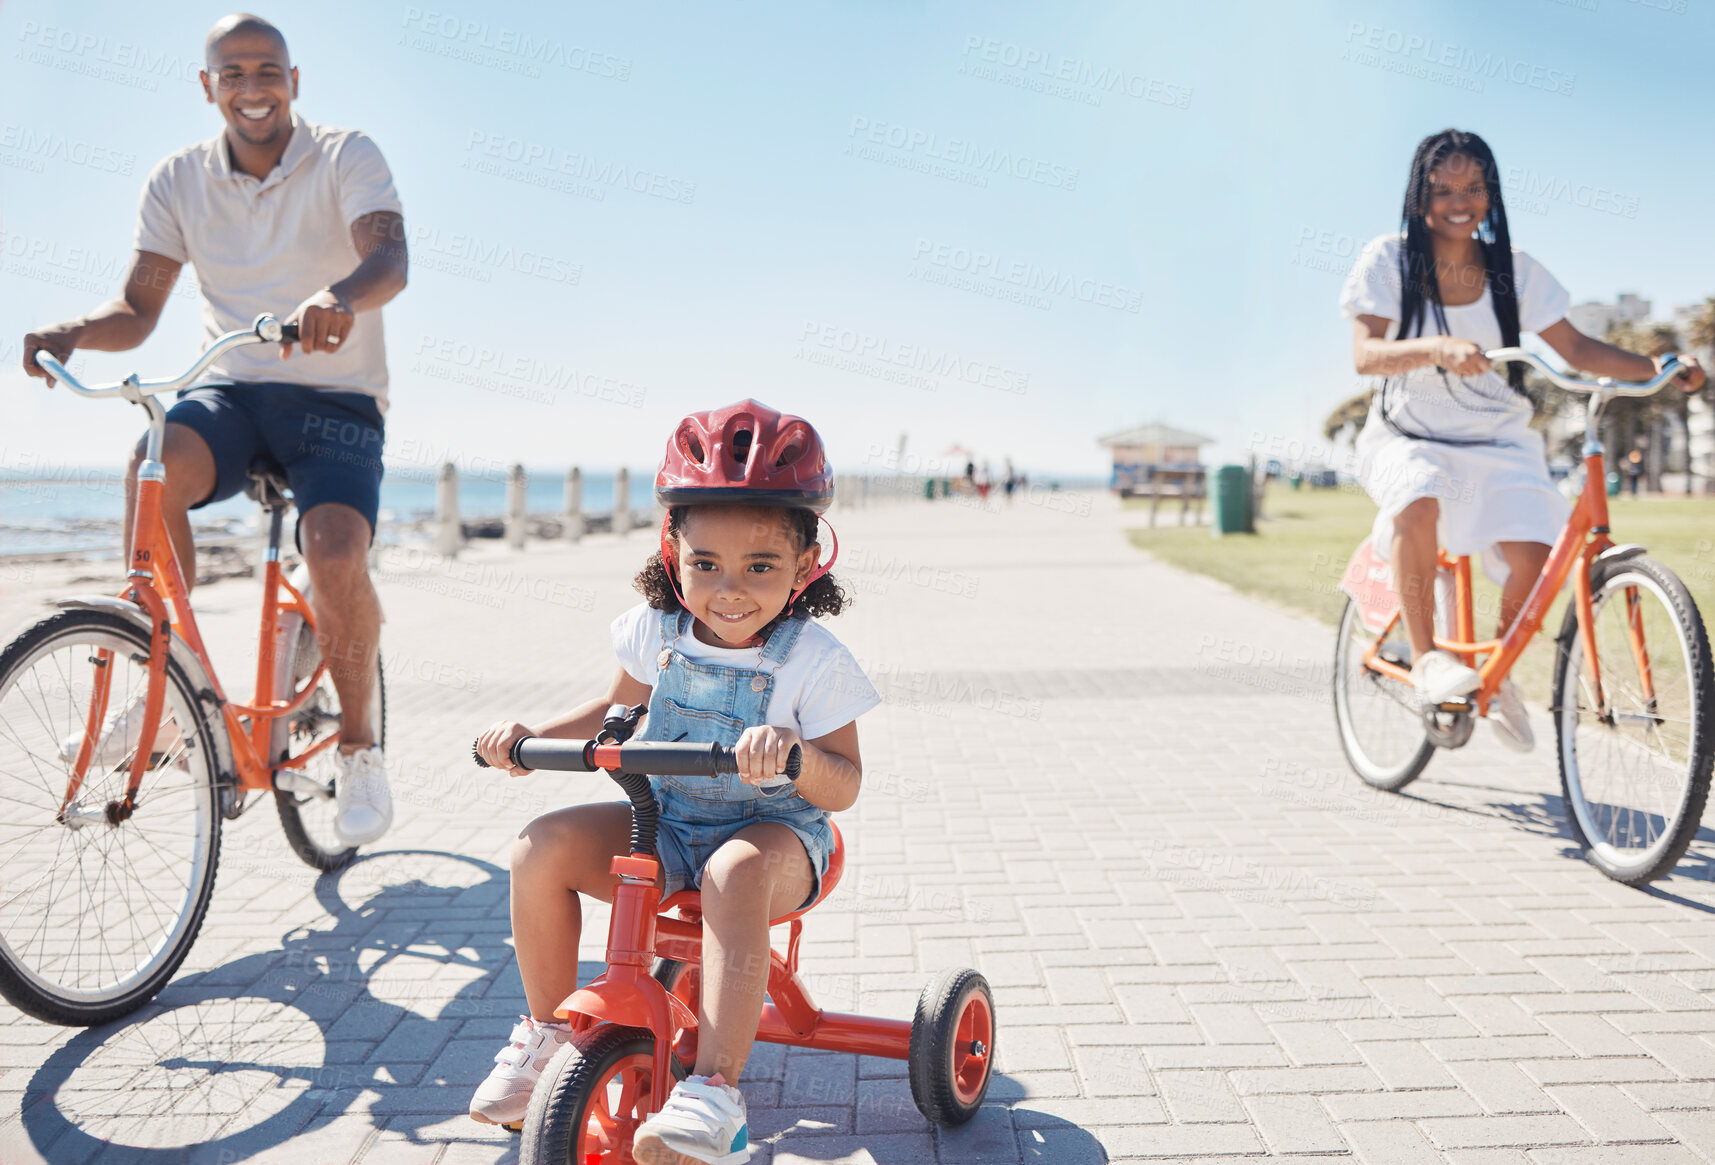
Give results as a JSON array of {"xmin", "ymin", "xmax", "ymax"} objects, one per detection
[
  {"xmin": 655, "ymin": 400, "xmax": 838, "ymax": 619},
  {"xmin": 655, "ymin": 399, "xmax": 834, "ymax": 514}
]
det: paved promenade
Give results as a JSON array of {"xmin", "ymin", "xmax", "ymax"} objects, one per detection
[{"xmin": 4, "ymin": 490, "xmax": 1715, "ymax": 1164}]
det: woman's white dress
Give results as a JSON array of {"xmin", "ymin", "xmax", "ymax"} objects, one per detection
[{"xmin": 1339, "ymin": 233, "xmax": 1572, "ymax": 585}]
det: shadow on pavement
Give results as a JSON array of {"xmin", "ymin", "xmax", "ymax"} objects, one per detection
[
  {"xmin": 20, "ymin": 848, "xmax": 1104, "ymax": 1164},
  {"xmin": 1383, "ymin": 779, "xmax": 1715, "ymax": 907},
  {"xmin": 22, "ymin": 848, "xmax": 528, "ymax": 1164}
]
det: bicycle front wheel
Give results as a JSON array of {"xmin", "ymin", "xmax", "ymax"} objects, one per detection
[
  {"xmin": 1553, "ymin": 555, "xmax": 1714, "ymax": 885},
  {"xmin": 0, "ymin": 610, "xmax": 222, "ymax": 1024},
  {"xmin": 1333, "ymin": 597, "xmax": 1435, "ymax": 791}
]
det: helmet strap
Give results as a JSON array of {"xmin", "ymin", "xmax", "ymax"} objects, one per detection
[
  {"xmin": 659, "ymin": 510, "xmax": 839, "ymax": 644},
  {"xmin": 785, "ymin": 516, "xmax": 839, "ymax": 615},
  {"xmin": 658, "ymin": 511, "xmax": 691, "ymax": 612}
]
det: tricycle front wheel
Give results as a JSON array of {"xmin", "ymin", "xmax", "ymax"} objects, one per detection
[{"xmin": 521, "ymin": 1023, "xmax": 673, "ymax": 1164}]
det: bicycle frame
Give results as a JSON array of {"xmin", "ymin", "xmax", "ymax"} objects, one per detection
[
  {"xmin": 39, "ymin": 317, "xmax": 339, "ymax": 820},
  {"xmin": 1354, "ymin": 344, "xmax": 1688, "ymax": 721},
  {"xmin": 1361, "ymin": 447, "xmax": 1615, "ymax": 716},
  {"xmin": 59, "ymin": 471, "xmax": 335, "ymax": 820}
]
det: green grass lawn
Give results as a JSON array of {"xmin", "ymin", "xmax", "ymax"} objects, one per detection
[{"xmin": 1127, "ymin": 485, "xmax": 1715, "ymax": 704}]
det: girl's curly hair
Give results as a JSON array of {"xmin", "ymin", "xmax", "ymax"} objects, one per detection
[{"xmin": 634, "ymin": 505, "xmax": 849, "ymax": 636}]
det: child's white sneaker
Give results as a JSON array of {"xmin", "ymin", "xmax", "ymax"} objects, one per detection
[
  {"xmin": 633, "ymin": 1074, "xmax": 751, "ymax": 1164},
  {"xmin": 468, "ymin": 1015, "xmax": 575, "ymax": 1126}
]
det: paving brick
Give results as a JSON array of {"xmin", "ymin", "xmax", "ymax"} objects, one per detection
[
  {"xmin": 1243, "ymin": 1092, "xmax": 1347, "ymax": 1153},
  {"xmin": 1155, "ymin": 1070, "xmax": 1245, "ymax": 1122},
  {"xmin": 1343, "ymin": 1119, "xmax": 1444, "ymax": 1165},
  {"xmin": 1546, "ymin": 1084, "xmax": 1673, "ymax": 1143},
  {"xmin": 1420, "ymin": 1115, "xmax": 1590, "ymax": 1149},
  {"xmin": 1446, "ymin": 1062, "xmax": 1560, "ymax": 1114}
]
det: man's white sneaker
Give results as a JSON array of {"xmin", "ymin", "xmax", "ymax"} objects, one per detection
[
  {"xmin": 1489, "ymin": 679, "xmax": 1535, "ymax": 752},
  {"xmin": 58, "ymin": 693, "xmax": 151, "ymax": 766},
  {"xmin": 333, "ymin": 746, "xmax": 392, "ymax": 845},
  {"xmin": 468, "ymin": 1016, "xmax": 576, "ymax": 1126},
  {"xmin": 1409, "ymin": 650, "xmax": 1481, "ymax": 707},
  {"xmin": 633, "ymin": 1075, "xmax": 751, "ymax": 1165}
]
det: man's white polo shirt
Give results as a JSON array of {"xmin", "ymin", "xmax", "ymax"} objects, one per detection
[{"xmin": 134, "ymin": 112, "xmax": 402, "ymax": 409}]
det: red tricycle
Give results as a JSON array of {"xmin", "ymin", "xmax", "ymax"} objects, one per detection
[{"xmin": 474, "ymin": 703, "xmax": 995, "ymax": 1162}]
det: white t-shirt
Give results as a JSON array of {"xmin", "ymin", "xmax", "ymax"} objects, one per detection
[
  {"xmin": 135, "ymin": 112, "xmax": 402, "ymax": 407},
  {"xmin": 1339, "ymin": 233, "xmax": 1570, "ymax": 442},
  {"xmin": 612, "ymin": 603, "xmax": 882, "ymax": 740}
]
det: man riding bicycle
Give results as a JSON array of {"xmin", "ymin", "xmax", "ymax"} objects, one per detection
[{"xmin": 21, "ymin": 13, "xmax": 408, "ymax": 845}]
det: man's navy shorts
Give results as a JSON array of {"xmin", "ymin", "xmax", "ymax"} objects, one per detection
[{"xmin": 166, "ymin": 382, "xmax": 385, "ymax": 534}]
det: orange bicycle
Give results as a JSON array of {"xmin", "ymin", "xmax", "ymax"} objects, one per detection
[
  {"xmin": 0, "ymin": 315, "xmax": 385, "ymax": 1025},
  {"xmin": 1333, "ymin": 349, "xmax": 1713, "ymax": 885}
]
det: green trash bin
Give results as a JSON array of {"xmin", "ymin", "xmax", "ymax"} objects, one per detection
[
  {"xmin": 1606, "ymin": 471, "xmax": 1621, "ymax": 498},
  {"xmin": 1211, "ymin": 464, "xmax": 1255, "ymax": 536},
  {"xmin": 924, "ymin": 477, "xmax": 936, "ymax": 500}
]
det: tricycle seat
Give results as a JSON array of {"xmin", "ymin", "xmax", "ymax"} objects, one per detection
[{"xmin": 659, "ymin": 821, "xmax": 845, "ymax": 926}]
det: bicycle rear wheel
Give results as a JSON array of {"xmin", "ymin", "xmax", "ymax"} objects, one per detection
[
  {"xmin": 273, "ymin": 618, "xmax": 386, "ymax": 872},
  {"xmin": 1333, "ymin": 597, "xmax": 1435, "ymax": 791},
  {"xmin": 0, "ymin": 610, "xmax": 222, "ymax": 1024},
  {"xmin": 1553, "ymin": 555, "xmax": 1714, "ymax": 884}
]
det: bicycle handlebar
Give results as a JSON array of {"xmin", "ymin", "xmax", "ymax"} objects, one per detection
[
  {"xmin": 32, "ymin": 314, "xmax": 298, "ymax": 401},
  {"xmin": 1485, "ymin": 347, "xmax": 1685, "ymax": 398},
  {"xmin": 472, "ymin": 736, "xmax": 804, "ymax": 783}
]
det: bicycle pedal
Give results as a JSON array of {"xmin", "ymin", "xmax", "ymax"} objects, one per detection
[
  {"xmin": 274, "ymin": 770, "xmax": 334, "ymax": 798},
  {"xmin": 1436, "ymin": 698, "xmax": 1473, "ymax": 713}
]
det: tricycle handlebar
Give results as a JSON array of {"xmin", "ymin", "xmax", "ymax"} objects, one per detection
[{"xmin": 472, "ymin": 736, "xmax": 803, "ymax": 782}]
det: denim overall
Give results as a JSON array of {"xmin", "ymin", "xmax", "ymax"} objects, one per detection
[{"xmin": 638, "ymin": 608, "xmax": 834, "ymax": 907}]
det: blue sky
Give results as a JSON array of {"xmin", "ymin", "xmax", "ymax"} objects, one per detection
[{"xmin": 3, "ymin": 0, "xmax": 1712, "ymax": 479}]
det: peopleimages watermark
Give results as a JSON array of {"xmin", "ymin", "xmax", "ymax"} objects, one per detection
[
  {"xmin": 957, "ymin": 36, "xmax": 1192, "ymax": 110},
  {"xmin": 411, "ymin": 332, "xmax": 649, "ymax": 408},
  {"xmin": 796, "ymin": 321, "xmax": 1029, "ymax": 395},
  {"xmin": 0, "ymin": 122, "xmax": 136, "ymax": 176},
  {"xmin": 2, "ymin": 230, "xmax": 199, "ymax": 302},
  {"xmin": 909, "ymin": 238, "xmax": 1142, "ymax": 314},
  {"xmin": 462, "ymin": 130, "xmax": 695, "ymax": 205},
  {"xmin": 845, "ymin": 116, "xmax": 1079, "ymax": 191},
  {"xmin": 1503, "ymin": 166, "xmax": 1638, "ymax": 219},
  {"xmin": 399, "ymin": 7, "xmax": 632, "ymax": 80},
  {"xmin": 13, "ymin": 21, "xmax": 201, "ymax": 90},
  {"xmin": 409, "ymin": 223, "xmax": 582, "ymax": 286},
  {"xmin": 1342, "ymin": 24, "xmax": 1576, "ymax": 96}
]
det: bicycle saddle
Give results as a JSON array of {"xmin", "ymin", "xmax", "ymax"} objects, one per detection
[{"xmin": 244, "ymin": 460, "xmax": 293, "ymax": 509}]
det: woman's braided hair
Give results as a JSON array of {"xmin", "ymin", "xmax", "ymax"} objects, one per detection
[{"xmin": 1397, "ymin": 128, "xmax": 1525, "ymax": 395}]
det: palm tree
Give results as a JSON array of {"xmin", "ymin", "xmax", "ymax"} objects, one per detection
[{"xmin": 1598, "ymin": 320, "xmax": 1683, "ymax": 493}]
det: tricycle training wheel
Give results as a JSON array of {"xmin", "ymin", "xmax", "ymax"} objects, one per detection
[
  {"xmin": 908, "ymin": 967, "xmax": 994, "ymax": 1125},
  {"xmin": 520, "ymin": 1023, "xmax": 681, "ymax": 1164}
]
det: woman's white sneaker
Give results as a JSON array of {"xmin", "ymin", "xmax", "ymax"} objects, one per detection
[
  {"xmin": 633, "ymin": 1074, "xmax": 751, "ymax": 1164},
  {"xmin": 1409, "ymin": 649, "xmax": 1481, "ymax": 707},
  {"xmin": 333, "ymin": 746, "xmax": 393, "ymax": 845},
  {"xmin": 1489, "ymin": 678, "xmax": 1535, "ymax": 752},
  {"xmin": 468, "ymin": 1016, "xmax": 575, "ymax": 1126}
]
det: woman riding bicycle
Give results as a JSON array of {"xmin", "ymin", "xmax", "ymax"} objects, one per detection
[{"xmin": 1340, "ymin": 128, "xmax": 1704, "ymax": 751}]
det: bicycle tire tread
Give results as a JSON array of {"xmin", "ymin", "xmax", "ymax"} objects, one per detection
[{"xmin": 1553, "ymin": 556, "xmax": 1715, "ymax": 885}]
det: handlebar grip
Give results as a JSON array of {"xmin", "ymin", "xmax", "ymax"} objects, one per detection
[
  {"xmin": 280, "ymin": 323, "xmax": 300, "ymax": 343},
  {"xmin": 710, "ymin": 743, "xmax": 802, "ymax": 781},
  {"xmin": 513, "ymin": 737, "xmax": 597, "ymax": 772}
]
